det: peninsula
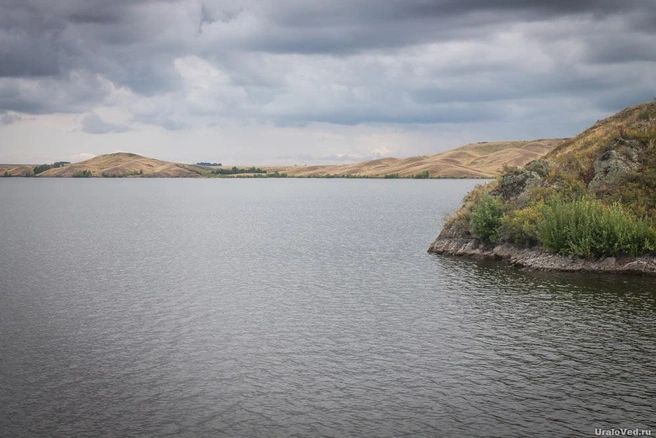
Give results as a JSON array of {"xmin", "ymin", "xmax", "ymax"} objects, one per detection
[{"xmin": 429, "ymin": 101, "xmax": 656, "ymax": 275}]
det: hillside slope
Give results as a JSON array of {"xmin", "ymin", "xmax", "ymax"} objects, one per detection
[
  {"xmin": 0, "ymin": 165, "xmax": 35, "ymax": 177},
  {"xmin": 37, "ymin": 153, "xmax": 208, "ymax": 177},
  {"xmin": 1, "ymin": 139, "xmax": 565, "ymax": 179},
  {"xmin": 262, "ymin": 139, "xmax": 565, "ymax": 178},
  {"xmin": 429, "ymin": 100, "xmax": 656, "ymax": 271}
]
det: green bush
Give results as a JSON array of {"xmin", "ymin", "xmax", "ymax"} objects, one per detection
[
  {"xmin": 537, "ymin": 198, "xmax": 656, "ymax": 257},
  {"xmin": 470, "ymin": 193, "xmax": 505, "ymax": 242},
  {"xmin": 498, "ymin": 204, "xmax": 542, "ymax": 246}
]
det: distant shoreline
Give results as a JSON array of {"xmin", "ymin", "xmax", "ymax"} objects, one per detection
[
  {"xmin": 0, "ymin": 173, "xmax": 490, "ymax": 180},
  {"xmin": 0, "ymin": 138, "xmax": 565, "ymax": 179}
]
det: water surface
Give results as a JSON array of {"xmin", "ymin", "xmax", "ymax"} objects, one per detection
[{"xmin": 1, "ymin": 179, "xmax": 654, "ymax": 437}]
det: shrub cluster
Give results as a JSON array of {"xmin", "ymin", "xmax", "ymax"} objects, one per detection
[
  {"xmin": 469, "ymin": 193, "xmax": 505, "ymax": 242},
  {"xmin": 464, "ymin": 192, "xmax": 656, "ymax": 257},
  {"xmin": 536, "ymin": 198, "xmax": 656, "ymax": 257},
  {"xmin": 498, "ymin": 204, "xmax": 542, "ymax": 247}
]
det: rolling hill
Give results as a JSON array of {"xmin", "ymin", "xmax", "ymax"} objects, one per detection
[
  {"xmin": 1, "ymin": 138, "xmax": 566, "ymax": 179},
  {"xmin": 0, "ymin": 153, "xmax": 208, "ymax": 178},
  {"xmin": 260, "ymin": 139, "xmax": 566, "ymax": 178}
]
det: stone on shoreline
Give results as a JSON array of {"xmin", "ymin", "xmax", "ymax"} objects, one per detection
[{"xmin": 428, "ymin": 237, "xmax": 656, "ymax": 275}]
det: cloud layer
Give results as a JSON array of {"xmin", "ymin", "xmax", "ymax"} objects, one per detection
[{"xmin": 1, "ymin": 0, "xmax": 655, "ymax": 162}]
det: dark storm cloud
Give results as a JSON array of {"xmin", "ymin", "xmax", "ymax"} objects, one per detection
[
  {"xmin": 0, "ymin": 1, "xmax": 63, "ymax": 77},
  {"xmin": 399, "ymin": 0, "xmax": 623, "ymax": 17},
  {"xmin": 0, "ymin": 0, "xmax": 654, "ymax": 127},
  {"xmin": 583, "ymin": 36, "xmax": 656, "ymax": 64},
  {"xmin": 249, "ymin": 0, "xmax": 649, "ymax": 54},
  {"xmin": 0, "ymin": 0, "xmax": 184, "ymax": 85}
]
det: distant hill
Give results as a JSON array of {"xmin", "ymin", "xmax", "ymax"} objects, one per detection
[
  {"xmin": 1, "ymin": 153, "xmax": 208, "ymax": 178},
  {"xmin": 1, "ymin": 139, "xmax": 566, "ymax": 179},
  {"xmin": 0, "ymin": 165, "xmax": 35, "ymax": 177},
  {"xmin": 262, "ymin": 139, "xmax": 566, "ymax": 178}
]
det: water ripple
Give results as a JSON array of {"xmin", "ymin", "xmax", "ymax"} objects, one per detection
[{"xmin": 1, "ymin": 179, "xmax": 654, "ymax": 437}]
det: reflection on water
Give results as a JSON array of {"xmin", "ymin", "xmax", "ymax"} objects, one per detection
[{"xmin": 0, "ymin": 179, "xmax": 654, "ymax": 437}]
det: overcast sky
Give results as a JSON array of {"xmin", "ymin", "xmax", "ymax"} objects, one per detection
[{"xmin": 1, "ymin": 0, "xmax": 655, "ymax": 164}]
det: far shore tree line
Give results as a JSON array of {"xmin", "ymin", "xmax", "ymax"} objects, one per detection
[
  {"xmin": 211, "ymin": 166, "xmax": 267, "ymax": 175},
  {"xmin": 33, "ymin": 161, "xmax": 70, "ymax": 175}
]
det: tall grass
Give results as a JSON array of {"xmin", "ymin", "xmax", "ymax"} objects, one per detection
[{"xmin": 537, "ymin": 198, "xmax": 656, "ymax": 257}]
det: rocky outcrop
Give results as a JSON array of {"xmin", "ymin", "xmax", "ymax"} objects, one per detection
[
  {"xmin": 588, "ymin": 138, "xmax": 641, "ymax": 194},
  {"xmin": 491, "ymin": 159, "xmax": 550, "ymax": 205},
  {"xmin": 428, "ymin": 238, "xmax": 656, "ymax": 275},
  {"xmin": 493, "ymin": 167, "xmax": 542, "ymax": 201}
]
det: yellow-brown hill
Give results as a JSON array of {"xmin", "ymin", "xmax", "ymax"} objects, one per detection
[
  {"xmin": 36, "ymin": 153, "xmax": 207, "ymax": 177},
  {"xmin": 261, "ymin": 139, "xmax": 566, "ymax": 178},
  {"xmin": 546, "ymin": 101, "xmax": 656, "ymax": 166},
  {"xmin": 1, "ymin": 138, "xmax": 566, "ymax": 179},
  {"xmin": 0, "ymin": 164, "xmax": 36, "ymax": 177}
]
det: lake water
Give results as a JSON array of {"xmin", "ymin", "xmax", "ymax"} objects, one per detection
[{"xmin": 0, "ymin": 179, "xmax": 654, "ymax": 437}]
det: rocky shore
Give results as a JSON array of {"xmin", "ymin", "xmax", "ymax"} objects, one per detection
[{"xmin": 428, "ymin": 237, "xmax": 656, "ymax": 275}]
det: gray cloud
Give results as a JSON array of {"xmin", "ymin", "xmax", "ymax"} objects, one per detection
[
  {"xmin": 81, "ymin": 113, "xmax": 130, "ymax": 134},
  {"xmin": 0, "ymin": 112, "xmax": 22, "ymax": 126},
  {"xmin": 0, "ymin": 0, "xmax": 654, "ymax": 132},
  {"xmin": 284, "ymin": 149, "xmax": 392, "ymax": 164}
]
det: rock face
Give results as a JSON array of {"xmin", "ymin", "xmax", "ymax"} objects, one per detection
[
  {"xmin": 588, "ymin": 138, "xmax": 641, "ymax": 194},
  {"xmin": 494, "ymin": 168, "xmax": 542, "ymax": 201},
  {"xmin": 491, "ymin": 159, "xmax": 550, "ymax": 205},
  {"xmin": 428, "ymin": 238, "xmax": 656, "ymax": 275}
]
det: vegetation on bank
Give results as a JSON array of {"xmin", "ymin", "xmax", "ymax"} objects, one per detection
[
  {"xmin": 72, "ymin": 170, "xmax": 93, "ymax": 178},
  {"xmin": 211, "ymin": 166, "xmax": 267, "ymax": 175},
  {"xmin": 442, "ymin": 101, "xmax": 656, "ymax": 258},
  {"xmin": 33, "ymin": 161, "xmax": 70, "ymax": 175},
  {"xmin": 102, "ymin": 169, "xmax": 143, "ymax": 177},
  {"xmin": 207, "ymin": 169, "xmax": 435, "ymax": 178},
  {"xmin": 537, "ymin": 198, "xmax": 655, "ymax": 257}
]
